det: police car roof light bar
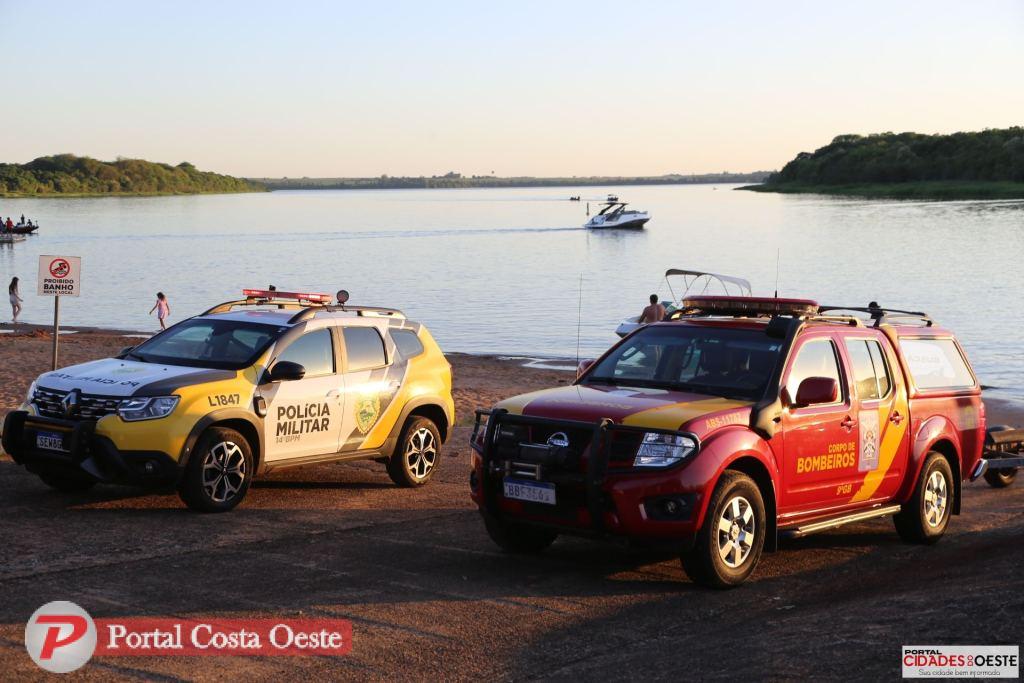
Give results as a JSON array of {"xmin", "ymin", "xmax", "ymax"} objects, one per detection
[{"xmin": 242, "ymin": 289, "xmax": 333, "ymax": 304}]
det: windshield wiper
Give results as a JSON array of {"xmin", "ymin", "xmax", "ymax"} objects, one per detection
[
  {"xmin": 124, "ymin": 350, "xmax": 147, "ymax": 362},
  {"xmin": 584, "ymin": 376, "xmax": 621, "ymax": 385}
]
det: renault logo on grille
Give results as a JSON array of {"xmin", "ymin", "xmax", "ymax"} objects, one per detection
[
  {"xmin": 62, "ymin": 390, "xmax": 81, "ymax": 418},
  {"xmin": 547, "ymin": 432, "xmax": 570, "ymax": 448}
]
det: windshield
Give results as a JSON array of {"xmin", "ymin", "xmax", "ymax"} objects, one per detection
[
  {"xmin": 583, "ymin": 325, "xmax": 784, "ymax": 400},
  {"xmin": 128, "ymin": 318, "xmax": 286, "ymax": 370}
]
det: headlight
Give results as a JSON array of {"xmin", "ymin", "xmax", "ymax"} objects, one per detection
[
  {"xmin": 25, "ymin": 381, "xmax": 37, "ymax": 404},
  {"xmin": 633, "ymin": 432, "xmax": 698, "ymax": 468},
  {"xmin": 118, "ymin": 396, "xmax": 179, "ymax": 422}
]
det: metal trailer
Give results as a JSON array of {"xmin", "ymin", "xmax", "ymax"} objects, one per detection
[{"xmin": 971, "ymin": 426, "xmax": 1024, "ymax": 488}]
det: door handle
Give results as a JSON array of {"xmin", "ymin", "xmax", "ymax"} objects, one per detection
[
  {"xmin": 326, "ymin": 389, "xmax": 342, "ymax": 400},
  {"xmin": 890, "ymin": 411, "xmax": 904, "ymax": 425},
  {"xmin": 840, "ymin": 415, "xmax": 857, "ymax": 431}
]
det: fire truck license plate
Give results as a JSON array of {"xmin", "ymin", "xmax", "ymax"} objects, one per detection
[
  {"xmin": 503, "ymin": 478, "xmax": 556, "ymax": 505},
  {"xmin": 36, "ymin": 431, "xmax": 67, "ymax": 452}
]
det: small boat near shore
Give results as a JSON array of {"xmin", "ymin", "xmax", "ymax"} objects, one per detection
[
  {"xmin": 615, "ymin": 269, "xmax": 753, "ymax": 337},
  {"xmin": 585, "ymin": 201, "xmax": 650, "ymax": 230},
  {"xmin": 9, "ymin": 223, "xmax": 40, "ymax": 235}
]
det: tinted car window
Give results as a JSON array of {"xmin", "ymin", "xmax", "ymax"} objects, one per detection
[
  {"xmin": 130, "ymin": 319, "xmax": 282, "ymax": 370},
  {"xmin": 584, "ymin": 325, "xmax": 784, "ymax": 400},
  {"xmin": 845, "ymin": 339, "xmax": 891, "ymax": 400},
  {"xmin": 343, "ymin": 327, "xmax": 387, "ymax": 372},
  {"xmin": 900, "ymin": 338, "xmax": 975, "ymax": 390},
  {"xmin": 868, "ymin": 341, "xmax": 892, "ymax": 397},
  {"xmin": 785, "ymin": 339, "xmax": 842, "ymax": 403},
  {"xmin": 392, "ymin": 329, "xmax": 424, "ymax": 359},
  {"xmin": 275, "ymin": 328, "xmax": 335, "ymax": 377}
]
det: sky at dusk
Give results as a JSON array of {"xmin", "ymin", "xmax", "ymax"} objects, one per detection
[{"xmin": 1, "ymin": 0, "xmax": 1021, "ymax": 177}]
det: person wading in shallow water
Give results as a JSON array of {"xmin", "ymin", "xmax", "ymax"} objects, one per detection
[
  {"xmin": 9, "ymin": 277, "xmax": 23, "ymax": 325},
  {"xmin": 149, "ymin": 292, "xmax": 170, "ymax": 330},
  {"xmin": 639, "ymin": 293, "xmax": 666, "ymax": 324}
]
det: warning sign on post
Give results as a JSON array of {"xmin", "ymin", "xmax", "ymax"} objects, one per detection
[{"xmin": 38, "ymin": 255, "xmax": 82, "ymax": 297}]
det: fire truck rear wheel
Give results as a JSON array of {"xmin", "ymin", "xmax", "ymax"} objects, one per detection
[
  {"xmin": 387, "ymin": 417, "xmax": 440, "ymax": 487},
  {"xmin": 178, "ymin": 427, "xmax": 254, "ymax": 513},
  {"xmin": 38, "ymin": 471, "xmax": 97, "ymax": 493},
  {"xmin": 682, "ymin": 471, "xmax": 765, "ymax": 589},
  {"xmin": 894, "ymin": 452, "xmax": 952, "ymax": 544},
  {"xmin": 484, "ymin": 516, "xmax": 558, "ymax": 554}
]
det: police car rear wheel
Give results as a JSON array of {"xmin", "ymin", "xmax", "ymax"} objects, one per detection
[
  {"xmin": 682, "ymin": 471, "xmax": 765, "ymax": 589},
  {"xmin": 387, "ymin": 417, "xmax": 440, "ymax": 487},
  {"xmin": 894, "ymin": 452, "xmax": 952, "ymax": 544},
  {"xmin": 38, "ymin": 472, "xmax": 96, "ymax": 493},
  {"xmin": 178, "ymin": 427, "xmax": 253, "ymax": 512}
]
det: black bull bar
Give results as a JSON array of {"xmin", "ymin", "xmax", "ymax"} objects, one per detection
[{"xmin": 471, "ymin": 408, "xmax": 698, "ymax": 532}]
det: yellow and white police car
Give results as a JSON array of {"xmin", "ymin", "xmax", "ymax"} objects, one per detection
[{"xmin": 2, "ymin": 289, "xmax": 455, "ymax": 512}]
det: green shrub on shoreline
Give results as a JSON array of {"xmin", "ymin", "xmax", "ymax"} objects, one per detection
[
  {"xmin": 0, "ymin": 154, "xmax": 265, "ymax": 196},
  {"xmin": 744, "ymin": 128, "xmax": 1024, "ymax": 200}
]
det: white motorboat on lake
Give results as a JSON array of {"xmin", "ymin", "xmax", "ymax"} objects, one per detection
[
  {"xmin": 614, "ymin": 268, "xmax": 753, "ymax": 337},
  {"xmin": 585, "ymin": 201, "xmax": 650, "ymax": 230}
]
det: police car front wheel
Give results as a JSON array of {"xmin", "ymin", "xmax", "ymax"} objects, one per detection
[
  {"xmin": 387, "ymin": 417, "xmax": 440, "ymax": 487},
  {"xmin": 178, "ymin": 426, "xmax": 254, "ymax": 512}
]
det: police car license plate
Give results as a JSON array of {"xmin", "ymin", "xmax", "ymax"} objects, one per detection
[
  {"xmin": 35, "ymin": 431, "xmax": 67, "ymax": 452},
  {"xmin": 503, "ymin": 478, "xmax": 556, "ymax": 505}
]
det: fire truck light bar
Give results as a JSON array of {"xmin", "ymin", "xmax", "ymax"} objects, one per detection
[
  {"xmin": 682, "ymin": 295, "xmax": 820, "ymax": 317},
  {"xmin": 242, "ymin": 289, "xmax": 333, "ymax": 304}
]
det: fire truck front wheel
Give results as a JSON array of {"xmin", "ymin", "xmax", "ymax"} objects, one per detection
[{"xmin": 682, "ymin": 471, "xmax": 766, "ymax": 589}]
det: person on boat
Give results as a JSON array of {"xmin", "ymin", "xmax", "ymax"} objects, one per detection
[
  {"xmin": 4, "ymin": 217, "xmax": 12, "ymax": 231},
  {"xmin": 9, "ymin": 277, "xmax": 23, "ymax": 324},
  {"xmin": 19, "ymin": 214, "xmax": 25, "ymax": 225},
  {"xmin": 639, "ymin": 294, "xmax": 666, "ymax": 325},
  {"xmin": 149, "ymin": 292, "xmax": 171, "ymax": 330}
]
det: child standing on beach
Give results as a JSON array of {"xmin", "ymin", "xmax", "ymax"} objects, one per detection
[
  {"xmin": 8, "ymin": 277, "xmax": 22, "ymax": 324},
  {"xmin": 150, "ymin": 292, "xmax": 170, "ymax": 330}
]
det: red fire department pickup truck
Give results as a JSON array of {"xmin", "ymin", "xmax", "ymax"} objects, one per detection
[{"xmin": 470, "ymin": 297, "xmax": 989, "ymax": 588}]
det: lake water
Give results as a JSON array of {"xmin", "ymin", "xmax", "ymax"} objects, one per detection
[{"xmin": 1, "ymin": 185, "xmax": 1022, "ymax": 397}]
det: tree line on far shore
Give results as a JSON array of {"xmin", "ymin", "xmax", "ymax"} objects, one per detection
[
  {"xmin": 252, "ymin": 171, "xmax": 772, "ymax": 191},
  {"xmin": 0, "ymin": 154, "xmax": 265, "ymax": 196},
  {"xmin": 766, "ymin": 127, "xmax": 1024, "ymax": 186}
]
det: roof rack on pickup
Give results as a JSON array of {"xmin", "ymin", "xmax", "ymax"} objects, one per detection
[
  {"xmin": 202, "ymin": 289, "xmax": 405, "ymax": 323},
  {"xmin": 818, "ymin": 304, "xmax": 933, "ymax": 328}
]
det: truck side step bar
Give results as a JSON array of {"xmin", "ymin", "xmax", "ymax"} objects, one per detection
[{"xmin": 782, "ymin": 504, "xmax": 903, "ymax": 539}]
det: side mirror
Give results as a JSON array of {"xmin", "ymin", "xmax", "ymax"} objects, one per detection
[
  {"xmin": 793, "ymin": 377, "xmax": 839, "ymax": 407},
  {"xmin": 268, "ymin": 361, "xmax": 306, "ymax": 383},
  {"xmin": 577, "ymin": 358, "xmax": 596, "ymax": 379}
]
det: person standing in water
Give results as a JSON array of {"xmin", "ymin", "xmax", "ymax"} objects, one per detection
[
  {"xmin": 149, "ymin": 292, "xmax": 170, "ymax": 330},
  {"xmin": 9, "ymin": 277, "xmax": 23, "ymax": 325}
]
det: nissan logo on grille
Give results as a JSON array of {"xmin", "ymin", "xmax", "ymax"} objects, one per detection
[{"xmin": 546, "ymin": 432, "xmax": 570, "ymax": 448}]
